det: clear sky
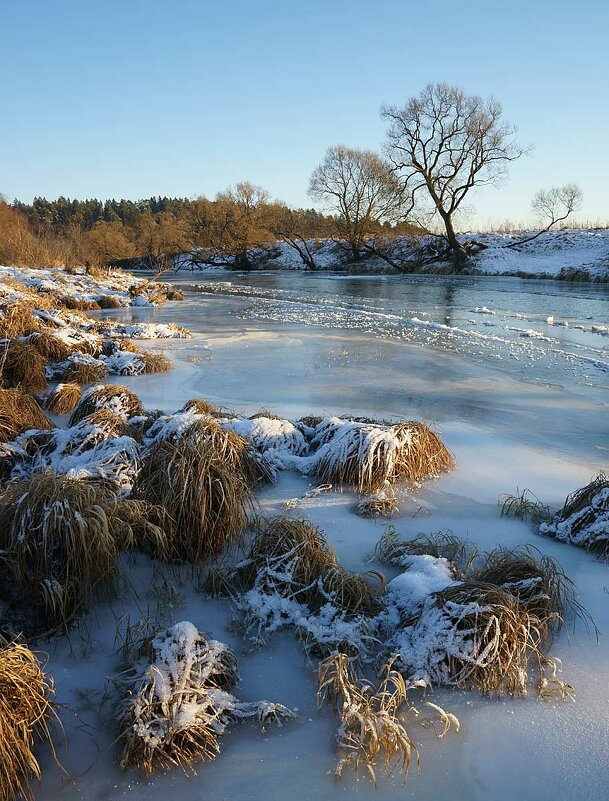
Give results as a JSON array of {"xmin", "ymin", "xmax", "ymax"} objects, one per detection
[{"xmin": 1, "ymin": 0, "xmax": 607, "ymax": 227}]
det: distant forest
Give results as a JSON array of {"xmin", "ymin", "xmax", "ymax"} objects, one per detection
[{"xmin": 1, "ymin": 187, "xmax": 420, "ymax": 273}]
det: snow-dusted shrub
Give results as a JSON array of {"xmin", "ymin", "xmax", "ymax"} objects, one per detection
[
  {"xmin": 305, "ymin": 417, "xmax": 453, "ymax": 494},
  {"xmin": 230, "ymin": 517, "xmax": 384, "ymax": 658},
  {"xmin": 116, "ymin": 621, "xmax": 295, "ymax": 773},
  {"xmin": 540, "ymin": 473, "xmax": 609, "ymax": 558},
  {"xmin": 70, "ymin": 384, "xmax": 144, "ymax": 425}
]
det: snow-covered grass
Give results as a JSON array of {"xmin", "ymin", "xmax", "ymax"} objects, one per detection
[{"xmin": 116, "ymin": 621, "xmax": 295, "ymax": 774}]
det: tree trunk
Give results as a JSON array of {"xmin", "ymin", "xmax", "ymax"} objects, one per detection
[{"xmin": 441, "ymin": 213, "xmax": 467, "ymax": 266}]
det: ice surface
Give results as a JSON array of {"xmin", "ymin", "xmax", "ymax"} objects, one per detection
[{"xmin": 30, "ymin": 272, "xmax": 609, "ymax": 801}]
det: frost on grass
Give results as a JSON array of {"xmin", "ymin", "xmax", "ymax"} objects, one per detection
[
  {"xmin": 378, "ymin": 529, "xmax": 579, "ymax": 698},
  {"xmin": 227, "ymin": 517, "xmax": 385, "ymax": 659},
  {"xmin": 116, "ymin": 621, "xmax": 295, "ymax": 774},
  {"xmin": 217, "ymin": 414, "xmax": 453, "ymax": 492},
  {"xmin": 540, "ymin": 473, "xmax": 609, "ymax": 558},
  {"xmin": 1, "ymin": 421, "xmax": 142, "ymax": 492}
]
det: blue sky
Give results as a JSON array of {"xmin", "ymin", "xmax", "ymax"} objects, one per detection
[{"xmin": 1, "ymin": 0, "xmax": 607, "ymax": 227}]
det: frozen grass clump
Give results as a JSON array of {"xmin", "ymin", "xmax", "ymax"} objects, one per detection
[
  {"xmin": 378, "ymin": 529, "xmax": 582, "ymax": 698},
  {"xmin": 0, "ymin": 388, "xmax": 53, "ymax": 443},
  {"xmin": 61, "ymin": 359, "xmax": 108, "ymax": 385},
  {"xmin": 180, "ymin": 398, "xmax": 217, "ymax": 416},
  {"xmin": 222, "ymin": 416, "xmax": 309, "ymax": 474},
  {"xmin": 470, "ymin": 545, "xmax": 583, "ymax": 644},
  {"xmin": 0, "ymin": 472, "xmax": 119, "ymax": 629},
  {"xmin": 540, "ymin": 473, "xmax": 609, "ymax": 558},
  {"xmin": 352, "ymin": 489, "xmax": 399, "ymax": 519},
  {"xmin": 3, "ymin": 415, "xmax": 142, "ymax": 492},
  {"xmin": 116, "ymin": 621, "xmax": 295, "ymax": 774},
  {"xmin": 0, "ymin": 642, "xmax": 55, "ymax": 801},
  {"xmin": 0, "ymin": 471, "xmax": 171, "ymax": 632},
  {"xmin": 390, "ymin": 581, "xmax": 545, "ymax": 695},
  {"xmin": 376, "ymin": 527, "xmax": 478, "ymax": 577},
  {"xmin": 230, "ymin": 517, "xmax": 385, "ymax": 658},
  {"xmin": 133, "ymin": 418, "xmax": 257, "ymax": 562},
  {"xmin": 45, "ymin": 382, "xmax": 83, "ymax": 415},
  {"xmin": 306, "ymin": 417, "xmax": 453, "ymax": 495},
  {"xmin": 70, "ymin": 384, "xmax": 145, "ymax": 425},
  {"xmin": 0, "ymin": 302, "xmax": 41, "ymax": 339},
  {"xmin": 318, "ymin": 653, "xmax": 419, "ymax": 785},
  {"xmin": 30, "ymin": 330, "xmax": 72, "ymax": 361},
  {"xmin": 2, "ymin": 341, "xmax": 48, "ymax": 392},
  {"xmin": 318, "ymin": 653, "xmax": 459, "ymax": 786}
]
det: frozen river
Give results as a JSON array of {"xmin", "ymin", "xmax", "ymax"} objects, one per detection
[{"xmin": 37, "ymin": 272, "xmax": 609, "ymax": 801}]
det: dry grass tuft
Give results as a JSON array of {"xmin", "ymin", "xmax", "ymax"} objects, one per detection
[
  {"xmin": 417, "ymin": 581, "xmax": 547, "ymax": 696},
  {"xmin": 45, "ymin": 382, "xmax": 83, "ymax": 415},
  {"xmin": 61, "ymin": 360, "xmax": 108, "ymax": 385},
  {"xmin": 1, "ymin": 341, "xmax": 48, "ymax": 392},
  {"xmin": 0, "ymin": 388, "xmax": 53, "ymax": 443},
  {"xmin": 376, "ymin": 527, "xmax": 477, "ymax": 576},
  {"xmin": 470, "ymin": 546, "xmax": 582, "ymax": 644},
  {"xmin": 0, "ymin": 302, "xmax": 41, "ymax": 339},
  {"xmin": 69, "ymin": 384, "xmax": 144, "ymax": 425},
  {"xmin": 57, "ymin": 296, "xmax": 101, "ymax": 311},
  {"xmin": 0, "ymin": 642, "xmax": 55, "ymax": 801},
  {"xmin": 30, "ymin": 331, "xmax": 72, "ymax": 361},
  {"xmin": 318, "ymin": 653, "xmax": 419, "ymax": 785},
  {"xmin": 236, "ymin": 516, "xmax": 385, "ymax": 620},
  {"xmin": 133, "ymin": 419, "xmax": 255, "ymax": 562},
  {"xmin": 353, "ymin": 490, "xmax": 398, "ymax": 519},
  {"xmin": 139, "ymin": 352, "xmax": 172, "ymax": 373},
  {"xmin": 180, "ymin": 397, "xmax": 217, "ymax": 415},
  {"xmin": 78, "ymin": 408, "xmax": 143, "ymax": 442},
  {"xmin": 311, "ymin": 419, "xmax": 454, "ymax": 495},
  {"xmin": 0, "ymin": 472, "xmax": 119, "ymax": 628},
  {"xmin": 541, "ymin": 473, "xmax": 609, "ymax": 558},
  {"xmin": 97, "ymin": 294, "xmax": 123, "ymax": 309},
  {"xmin": 500, "ymin": 488, "xmax": 551, "ymax": 524}
]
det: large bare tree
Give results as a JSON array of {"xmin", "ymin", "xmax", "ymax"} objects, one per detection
[
  {"xmin": 309, "ymin": 145, "xmax": 407, "ymax": 262},
  {"xmin": 382, "ymin": 83, "xmax": 524, "ymax": 263}
]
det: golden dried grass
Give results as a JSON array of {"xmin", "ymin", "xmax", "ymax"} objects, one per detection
[
  {"xmin": 45, "ymin": 382, "xmax": 83, "ymax": 415},
  {"xmin": 0, "ymin": 388, "xmax": 53, "ymax": 443},
  {"xmin": 313, "ymin": 419, "xmax": 454, "ymax": 495},
  {"xmin": 1, "ymin": 341, "xmax": 48, "ymax": 392},
  {"xmin": 139, "ymin": 352, "xmax": 172, "ymax": 373},
  {"xmin": 61, "ymin": 360, "xmax": 108, "ymax": 385},
  {"xmin": 0, "ymin": 472, "xmax": 119, "ymax": 626},
  {"xmin": 0, "ymin": 642, "xmax": 55, "ymax": 801},
  {"xmin": 318, "ymin": 653, "xmax": 419, "ymax": 785},
  {"xmin": 30, "ymin": 331, "xmax": 72, "ymax": 362},
  {"xmin": 132, "ymin": 419, "xmax": 254, "ymax": 562},
  {"xmin": 69, "ymin": 384, "xmax": 144, "ymax": 425}
]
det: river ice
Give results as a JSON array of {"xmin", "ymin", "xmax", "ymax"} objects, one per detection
[{"xmin": 34, "ymin": 272, "xmax": 609, "ymax": 801}]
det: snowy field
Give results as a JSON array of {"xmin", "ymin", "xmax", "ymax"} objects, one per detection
[{"xmin": 27, "ymin": 271, "xmax": 609, "ymax": 801}]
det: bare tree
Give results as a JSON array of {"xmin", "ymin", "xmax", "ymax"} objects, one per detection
[
  {"xmin": 507, "ymin": 184, "xmax": 582, "ymax": 247},
  {"xmin": 272, "ymin": 206, "xmax": 331, "ymax": 269},
  {"xmin": 309, "ymin": 145, "xmax": 407, "ymax": 262},
  {"xmin": 382, "ymin": 82, "xmax": 525, "ymax": 264}
]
